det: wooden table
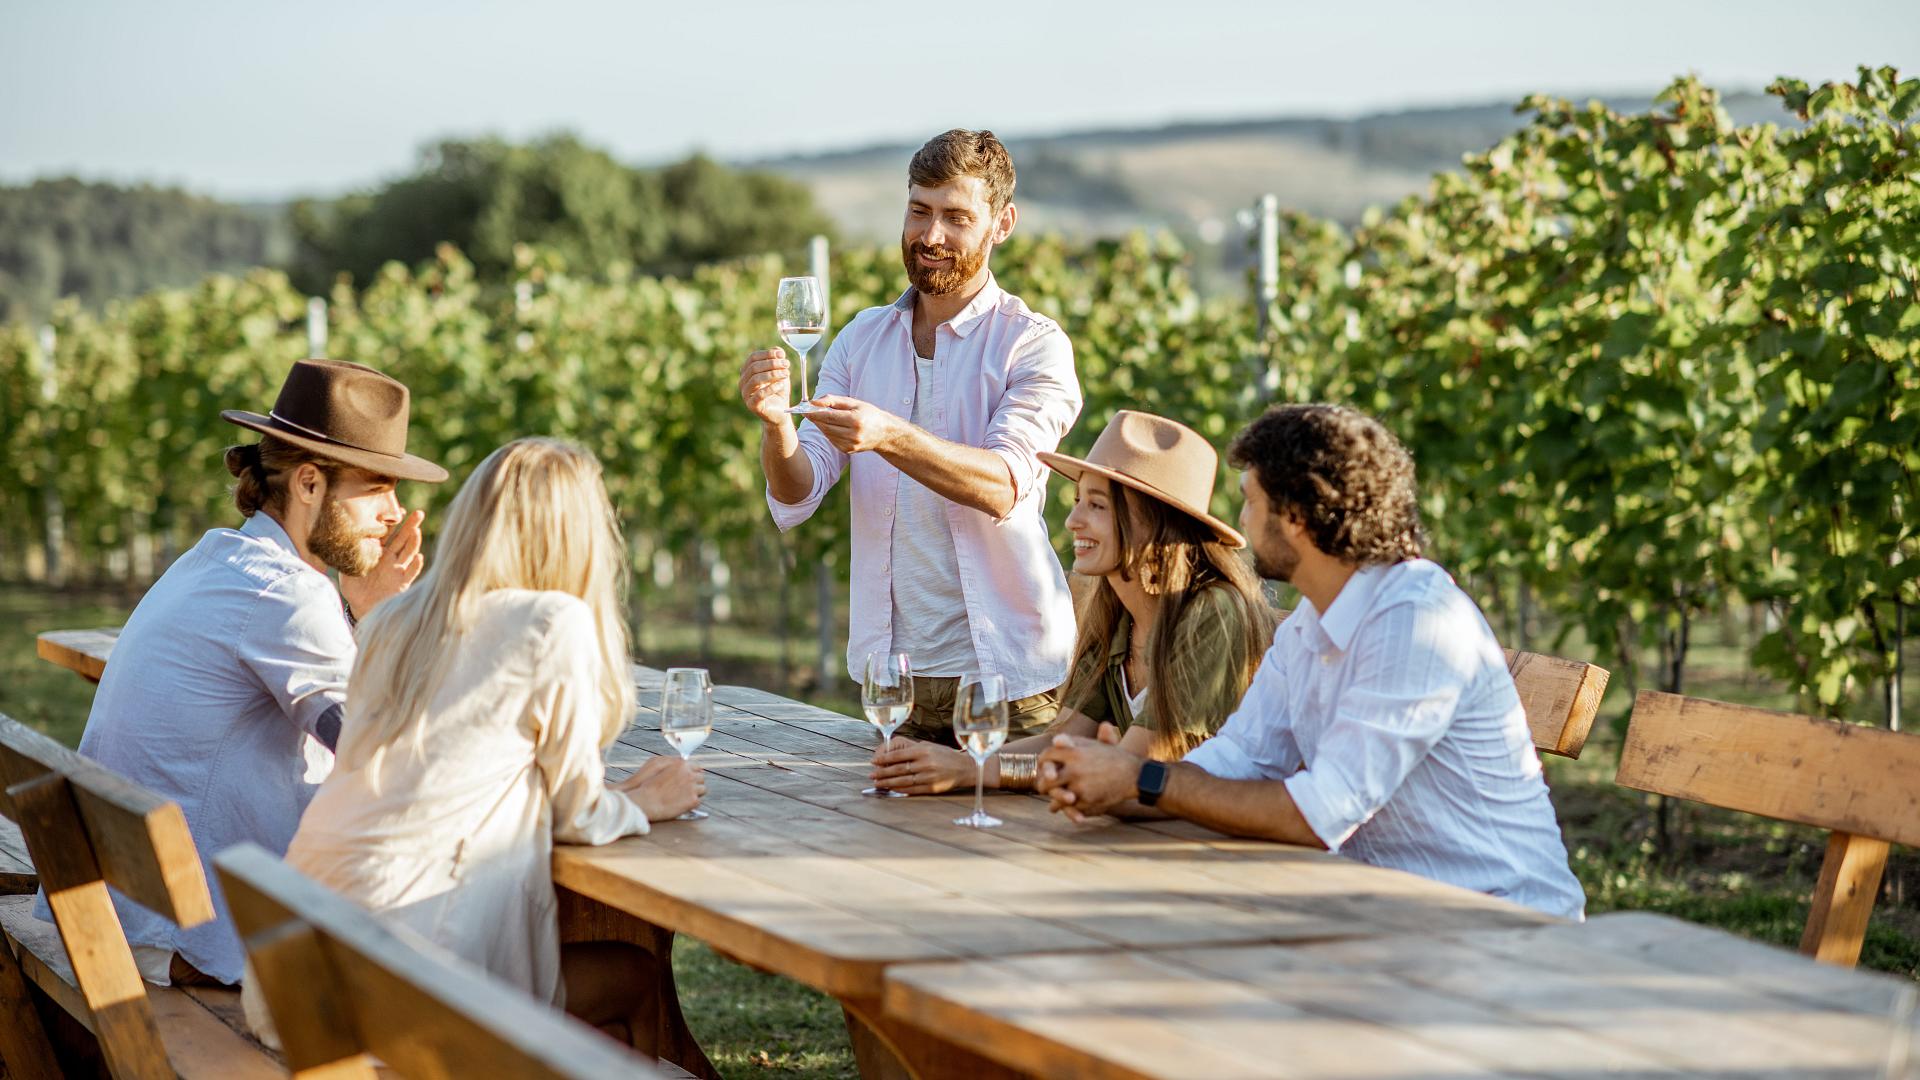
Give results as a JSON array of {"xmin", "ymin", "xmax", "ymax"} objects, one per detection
[
  {"xmin": 561, "ymin": 667, "xmax": 1553, "ymax": 1079},
  {"xmin": 36, "ymin": 627, "xmax": 117, "ymax": 684},
  {"xmin": 885, "ymin": 911, "xmax": 1920, "ymax": 1079}
]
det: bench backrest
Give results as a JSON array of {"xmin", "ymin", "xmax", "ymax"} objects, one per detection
[
  {"xmin": 1506, "ymin": 649, "xmax": 1610, "ymax": 759},
  {"xmin": 0, "ymin": 713, "xmax": 216, "ymax": 1079},
  {"xmin": 1617, "ymin": 690, "xmax": 1920, "ymax": 965},
  {"xmin": 216, "ymin": 844, "xmax": 663, "ymax": 1080}
]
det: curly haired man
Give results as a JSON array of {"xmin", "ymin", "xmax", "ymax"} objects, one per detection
[{"xmin": 1038, "ymin": 404, "xmax": 1586, "ymax": 919}]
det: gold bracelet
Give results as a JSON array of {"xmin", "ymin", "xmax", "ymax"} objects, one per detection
[{"xmin": 998, "ymin": 753, "xmax": 1038, "ymax": 791}]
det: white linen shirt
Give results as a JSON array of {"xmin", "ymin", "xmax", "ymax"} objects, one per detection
[
  {"xmin": 37, "ymin": 512, "xmax": 347, "ymax": 984},
  {"xmin": 767, "ymin": 275, "xmax": 1081, "ymax": 698},
  {"xmin": 242, "ymin": 589, "xmax": 649, "ymax": 1043},
  {"xmin": 1185, "ymin": 559, "xmax": 1586, "ymax": 920}
]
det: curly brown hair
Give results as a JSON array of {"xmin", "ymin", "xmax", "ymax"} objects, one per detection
[{"xmin": 1228, "ymin": 404, "xmax": 1425, "ymax": 566}]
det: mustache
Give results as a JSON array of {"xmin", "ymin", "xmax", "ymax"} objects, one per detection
[{"xmin": 909, "ymin": 242, "xmax": 958, "ymax": 260}]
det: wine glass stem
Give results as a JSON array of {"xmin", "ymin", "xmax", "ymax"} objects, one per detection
[{"xmin": 973, "ymin": 760, "xmax": 985, "ymax": 818}]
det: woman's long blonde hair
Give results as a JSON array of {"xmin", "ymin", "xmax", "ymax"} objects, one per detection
[{"xmin": 338, "ymin": 438, "xmax": 634, "ymax": 767}]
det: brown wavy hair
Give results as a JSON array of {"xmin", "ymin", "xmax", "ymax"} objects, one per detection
[
  {"xmin": 908, "ymin": 129, "xmax": 1016, "ymax": 213},
  {"xmin": 1228, "ymin": 403, "xmax": 1425, "ymax": 566},
  {"xmin": 1058, "ymin": 482, "xmax": 1274, "ymax": 758},
  {"xmin": 223, "ymin": 435, "xmax": 341, "ymax": 518}
]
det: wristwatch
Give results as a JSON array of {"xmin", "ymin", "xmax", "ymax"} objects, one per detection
[{"xmin": 1136, "ymin": 760, "xmax": 1171, "ymax": 807}]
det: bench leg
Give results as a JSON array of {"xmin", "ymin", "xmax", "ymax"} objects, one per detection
[
  {"xmin": 840, "ymin": 997, "xmax": 1027, "ymax": 1080},
  {"xmin": 556, "ymin": 888, "xmax": 720, "ymax": 1080},
  {"xmin": 0, "ymin": 935, "xmax": 62, "ymax": 1079},
  {"xmin": 1801, "ymin": 830, "xmax": 1891, "ymax": 967}
]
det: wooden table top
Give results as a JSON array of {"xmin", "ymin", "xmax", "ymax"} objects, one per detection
[
  {"xmin": 555, "ymin": 666, "xmax": 1550, "ymax": 1001},
  {"xmin": 884, "ymin": 910, "xmax": 1920, "ymax": 1079},
  {"xmin": 36, "ymin": 627, "xmax": 119, "ymax": 682}
]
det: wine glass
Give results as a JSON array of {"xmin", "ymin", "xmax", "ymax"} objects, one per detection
[
  {"xmin": 775, "ymin": 276, "xmax": 827, "ymax": 416},
  {"xmin": 660, "ymin": 667, "xmax": 712, "ymax": 821},
  {"xmin": 951, "ymin": 673, "xmax": 1009, "ymax": 828},
  {"xmin": 862, "ymin": 652, "xmax": 913, "ymax": 799}
]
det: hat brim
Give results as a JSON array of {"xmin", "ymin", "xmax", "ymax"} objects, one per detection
[
  {"xmin": 221, "ymin": 411, "xmax": 450, "ymax": 484},
  {"xmin": 1038, "ymin": 450, "xmax": 1245, "ymax": 549}
]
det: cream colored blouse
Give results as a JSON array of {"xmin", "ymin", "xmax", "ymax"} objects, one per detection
[{"xmin": 244, "ymin": 589, "xmax": 648, "ymax": 1041}]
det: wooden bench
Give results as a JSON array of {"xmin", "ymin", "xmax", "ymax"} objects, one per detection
[
  {"xmin": 1507, "ymin": 648, "xmax": 1609, "ymax": 759},
  {"xmin": 216, "ymin": 843, "xmax": 678, "ymax": 1080},
  {"xmin": 1617, "ymin": 689, "xmax": 1920, "ymax": 967},
  {"xmin": 0, "ymin": 713, "xmax": 280, "ymax": 1079}
]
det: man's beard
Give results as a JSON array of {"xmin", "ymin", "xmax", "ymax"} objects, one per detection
[
  {"xmin": 309, "ymin": 498, "xmax": 383, "ymax": 577},
  {"xmin": 1252, "ymin": 530, "xmax": 1301, "ymax": 584},
  {"xmin": 901, "ymin": 233, "xmax": 990, "ymax": 296}
]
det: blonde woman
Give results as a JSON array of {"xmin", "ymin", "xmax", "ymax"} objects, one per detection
[
  {"xmin": 243, "ymin": 437, "xmax": 701, "ymax": 1046},
  {"xmin": 871, "ymin": 411, "xmax": 1274, "ymax": 794}
]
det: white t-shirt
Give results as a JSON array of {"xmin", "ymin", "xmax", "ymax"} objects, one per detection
[{"xmin": 888, "ymin": 353, "xmax": 977, "ymax": 675}]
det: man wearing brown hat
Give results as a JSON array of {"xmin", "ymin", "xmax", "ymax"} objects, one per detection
[{"xmin": 40, "ymin": 359, "xmax": 448, "ymax": 987}]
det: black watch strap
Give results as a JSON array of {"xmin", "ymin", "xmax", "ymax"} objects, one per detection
[{"xmin": 1136, "ymin": 759, "xmax": 1171, "ymax": 807}]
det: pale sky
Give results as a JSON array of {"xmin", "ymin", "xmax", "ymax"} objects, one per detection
[{"xmin": 3, "ymin": 0, "xmax": 1915, "ymax": 200}]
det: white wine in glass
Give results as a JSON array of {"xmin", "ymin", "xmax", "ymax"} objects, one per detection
[
  {"xmin": 862, "ymin": 652, "xmax": 913, "ymax": 799},
  {"xmin": 776, "ymin": 276, "xmax": 827, "ymax": 416},
  {"xmin": 661, "ymin": 667, "xmax": 712, "ymax": 821},
  {"xmin": 951, "ymin": 673, "xmax": 1009, "ymax": 829}
]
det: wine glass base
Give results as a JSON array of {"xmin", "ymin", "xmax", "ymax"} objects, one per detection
[
  {"xmin": 952, "ymin": 810, "xmax": 1003, "ymax": 828},
  {"xmin": 788, "ymin": 401, "xmax": 824, "ymax": 416},
  {"xmin": 861, "ymin": 786, "xmax": 909, "ymax": 799},
  {"xmin": 677, "ymin": 808, "xmax": 710, "ymax": 821}
]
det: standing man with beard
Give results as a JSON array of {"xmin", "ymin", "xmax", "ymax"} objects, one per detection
[
  {"xmin": 43, "ymin": 359, "xmax": 448, "ymax": 986},
  {"xmin": 1037, "ymin": 404, "xmax": 1586, "ymax": 920},
  {"xmin": 740, "ymin": 129, "xmax": 1081, "ymax": 746}
]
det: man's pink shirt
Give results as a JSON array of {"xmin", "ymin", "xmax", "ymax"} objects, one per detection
[{"xmin": 767, "ymin": 275, "xmax": 1082, "ymax": 698}]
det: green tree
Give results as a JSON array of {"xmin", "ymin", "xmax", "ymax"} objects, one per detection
[{"xmin": 289, "ymin": 136, "xmax": 835, "ymax": 290}]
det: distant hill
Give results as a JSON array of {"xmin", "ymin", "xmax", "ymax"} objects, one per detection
[
  {"xmin": 752, "ymin": 92, "xmax": 1796, "ymax": 244},
  {"xmin": 0, "ymin": 179, "xmax": 291, "ymax": 324}
]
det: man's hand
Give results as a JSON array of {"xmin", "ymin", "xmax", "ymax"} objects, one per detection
[
  {"xmin": 339, "ymin": 509, "xmax": 425, "ymax": 618},
  {"xmin": 1037, "ymin": 723, "xmax": 1140, "ymax": 822},
  {"xmin": 740, "ymin": 349, "xmax": 796, "ymax": 427},
  {"xmin": 619, "ymin": 757, "xmax": 706, "ymax": 822},
  {"xmin": 806, "ymin": 396, "xmax": 907, "ymax": 455}
]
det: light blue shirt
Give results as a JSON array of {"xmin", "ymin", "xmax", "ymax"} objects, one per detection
[
  {"xmin": 1185, "ymin": 559, "xmax": 1587, "ymax": 920},
  {"xmin": 37, "ymin": 513, "xmax": 350, "ymax": 983}
]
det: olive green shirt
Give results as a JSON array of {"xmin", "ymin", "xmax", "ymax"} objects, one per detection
[{"xmin": 1062, "ymin": 585, "xmax": 1266, "ymax": 746}]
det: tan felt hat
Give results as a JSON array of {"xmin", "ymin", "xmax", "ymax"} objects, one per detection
[
  {"xmin": 1038, "ymin": 410, "xmax": 1244, "ymax": 548},
  {"xmin": 222, "ymin": 359, "xmax": 448, "ymax": 483}
]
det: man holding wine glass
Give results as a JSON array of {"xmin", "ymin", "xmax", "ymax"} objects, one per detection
[{"xmin": 738, "ymin": 129, "xmax": 1081, "ymax": 748}]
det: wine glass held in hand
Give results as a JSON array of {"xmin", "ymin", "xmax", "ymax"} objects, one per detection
[
  {"xmin": 775, "ymin": 276, "xmax": 827, "ymax": 416},
  {"xmin": 862, "ymin": 652, "xmax": 913, "ymax": 799},
  {"xmin": 661, "ymin": 667, "xmax": 713, "ymax": 821},
  {"xmin": 952, "ymin": 673, "xmax": 1010, "ymax": 828}
]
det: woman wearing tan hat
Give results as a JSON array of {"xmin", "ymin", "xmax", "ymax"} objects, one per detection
[{"xmin": 870, "ymin": 410, "xmax": 1275, "ymax": 795}]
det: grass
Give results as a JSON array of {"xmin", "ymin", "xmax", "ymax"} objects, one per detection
[{"xmin": 5, "ymin": 579, "xmax": 1914, "ymax": 1079}]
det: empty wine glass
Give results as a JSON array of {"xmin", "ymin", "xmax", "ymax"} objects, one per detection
[
  {"xmin": 862, "ymin": 652, "xmax": 913, "ymax": 799},
  {"xmin": 951, "ymin": 674, "xmax": 1009, "ymax": 828},
  {"xmin": 661, "ymin": 667, "xmax": 712, "ymax": 821},
  {"xmin": 775, "ymin": 276, "xmax": 827, "ymax": 416}
]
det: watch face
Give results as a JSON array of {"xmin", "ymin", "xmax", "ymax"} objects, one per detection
[{"xmin": 1137, "ymin": 759, "xmax": 1170, "ymax": 805}]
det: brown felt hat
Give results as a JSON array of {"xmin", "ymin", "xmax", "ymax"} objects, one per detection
[
  {"xmin": 1038, "ymin": 410, "xmax": 1244, "ymax": 548},
  {"xmin": 222, "ymin": 359, "xmax": 448, "ymax": 483}
]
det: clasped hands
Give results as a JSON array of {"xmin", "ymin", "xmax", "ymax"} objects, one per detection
[{"xmin": 1037, "ymin": 722, "xmax": 1150, "ymax": 822}]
